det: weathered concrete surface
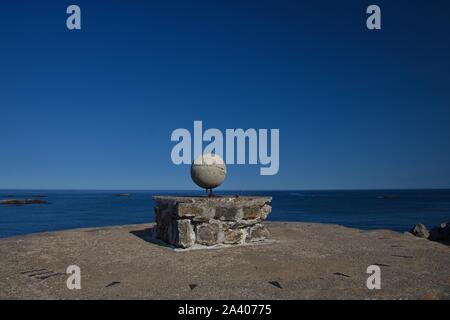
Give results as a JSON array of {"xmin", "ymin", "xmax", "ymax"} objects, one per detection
[{"xmin": 0, "ymin": 222, "xmax": 449, "ymax": 300}]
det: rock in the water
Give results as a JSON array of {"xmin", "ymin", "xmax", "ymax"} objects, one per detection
[
  {"xmin": 0, "ymin": 199, "xmax": 50, "ymax": 205},
  {"xmin": 379, "ymin": 195, "xmax": 401, "ymax": 200},
  {"xmin": 114, "ymin": 193, "xmax": 131, "ymax": 197},
  {"xmin": 410, "ymin": 223, "xmax": 429, "ymax": 239}
]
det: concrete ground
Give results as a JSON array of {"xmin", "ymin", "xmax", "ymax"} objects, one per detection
[{"xmin": 0, "ymin": 222, "xmax": 448, "ymax": 299}]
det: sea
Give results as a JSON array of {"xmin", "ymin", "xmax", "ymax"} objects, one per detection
[{"xmin": 0, "ymin": 189, "xmax": 449, "ymax": 238}]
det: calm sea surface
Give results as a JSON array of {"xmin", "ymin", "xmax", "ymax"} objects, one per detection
[{"xmin": 0, "ymin": 190, "xmax": 449, "ymax": 238}]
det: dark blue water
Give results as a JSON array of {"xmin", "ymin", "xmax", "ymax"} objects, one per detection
[{"xmin": 0, "ymin": 190, "xmax": 449, "ymax": 238}]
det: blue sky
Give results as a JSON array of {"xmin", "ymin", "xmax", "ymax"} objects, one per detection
[{"xmin": 1, "ymin": 0, "xmax": 449, "ymax": 190}]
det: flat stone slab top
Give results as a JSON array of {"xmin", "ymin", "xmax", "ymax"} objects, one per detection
[
  {"xmin": 152, "ymin": 196, "xmax": 272, "ymax": 220},
  {"xmin": 0, "ymin": 222, "xmax": 449, "ymax": 299},
  {"xmin": 153, "ymin": 196, "xmax": 272, "ymax": 248}
]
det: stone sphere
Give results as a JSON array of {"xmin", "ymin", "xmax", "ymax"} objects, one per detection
[{"xmin": 191, "ymin": 153, "xmax": 227, "ymax": 189}]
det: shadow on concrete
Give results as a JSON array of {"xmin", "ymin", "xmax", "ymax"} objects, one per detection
[
  {"xmin": 129, "ymin": 227, "xmax": 175, "ymax": 249},
  {"xmin": 436, "ymin": 239, "xmax": 450, "ymax": 246}
]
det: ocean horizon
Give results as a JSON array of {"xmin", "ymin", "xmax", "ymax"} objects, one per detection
[{"xmin": 1, "ymin": 189, "xmax": 449, "ymax": 238}]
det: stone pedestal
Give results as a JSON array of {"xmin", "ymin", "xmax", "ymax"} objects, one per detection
[{"xmin": 153, "ymin": 196, "xmax": 272, "ymax": 249}]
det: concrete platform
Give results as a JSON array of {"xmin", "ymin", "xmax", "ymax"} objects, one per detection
[{"xmin": 0, "ymin": 222, "xmax": 449, "ymax": 299}]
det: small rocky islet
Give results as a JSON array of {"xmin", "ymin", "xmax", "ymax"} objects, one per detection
[
  {"xmin": 0, "ymin": 199, "xmax": 50, "ymax": 205},
  {"xmin": 114, "ymin": 193, "xmax": 131, "ymax": 197}
]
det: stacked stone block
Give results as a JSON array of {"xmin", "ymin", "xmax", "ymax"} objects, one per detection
[{"xmin": 153, "ymin": 196, "xmax": 272, "ymax": 248}]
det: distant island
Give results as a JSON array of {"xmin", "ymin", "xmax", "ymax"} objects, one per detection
[
  {"xmin": 114, "ymin": 193, "xmax": 131, "ymax": 197},
  {"xmin": 0, "ymin": 199, "xmax": 50, "ymax": 205}
]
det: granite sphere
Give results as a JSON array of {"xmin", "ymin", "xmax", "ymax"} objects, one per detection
[{"xmin": 191, "ymin": 153, "xmax": 227, "ymax": 189}]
